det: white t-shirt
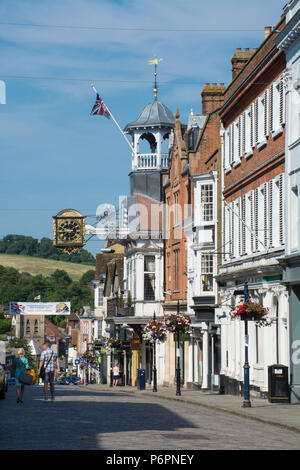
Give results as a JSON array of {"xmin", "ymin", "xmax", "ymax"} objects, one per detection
[{"xmin": 113, "ymin": 366, "xmax": 120, "ymax": 376}]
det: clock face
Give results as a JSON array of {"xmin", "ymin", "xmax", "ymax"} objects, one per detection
[{"xmin": 57, "ymin": 219, "xmax": 82, "ymax": 243}]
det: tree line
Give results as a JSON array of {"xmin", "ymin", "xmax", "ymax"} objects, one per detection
[
  {"xmin": 0, "ymin": 234, "xmax": 95, "ymax": 265},
  {"xmin": 0, "ymin": 265, "xmax": 95, "ymax": 332}
]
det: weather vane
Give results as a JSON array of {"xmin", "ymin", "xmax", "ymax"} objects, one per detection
[{"xmin": 148, "ymin": 56, "xmax": 163, "ymax": 100}]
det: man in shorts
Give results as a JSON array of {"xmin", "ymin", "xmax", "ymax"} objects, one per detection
[{"xmin": 38, "ymin": 341, "xmax": 60, "ymax": 402}]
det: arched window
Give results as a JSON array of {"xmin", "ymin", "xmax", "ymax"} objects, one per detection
[
  {"xmin": 26, "ymin": 319, "xmax": 30, "ymax": 335},
  {"xmin": 34, "ymin": 319, "xmax": 38, "ymax": 334},
  {"xmin": 138, "ymin": 133, "xmax": 157, "ymax": 154}
]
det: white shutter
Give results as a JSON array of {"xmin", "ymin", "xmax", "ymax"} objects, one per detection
[
  {"xmin": 223, "ymin": 206, "xmax": 226, "ymax": 261},
  {"xmin": 231, "ymin": 201, "xmax": 235, "ymax": 258},
  {"xmin": 242, "ymin": 112, "xmax": 246, "ymax": 155},
  {"xmin": 237, "ymin": 199, "xmax": 241, "ymax": 257},
  {"xmin": 255, "ymin": 99, "xmax": 259, "ymax": 145},
  {"xmin": 229, "ymin": 128, "xmax": 232, "ymax": 165},
  {"xmin": 263, "ymin": 183, "xmax": 268, "ymax": 248},
  {"xmin": 249, "ymin": 192, "xmax": 254, "ymax": 253},
  {"xmin": 238, "ymin": 117, "xmax": 242, "ymax": 158},
  {"xmin": 242, "ymin": 195, "xmax": 246, "ymax": 255},
  {"xmin": 268, "ymin": 180, "xmax": 273, "ymax": 248},
  {"xmin": 279, "ymin": 78, "xmax": 285, "ymax": 126},
  {"xmin": 231, "ymin": 124, "xmax": 234, "ymax": 164},
  {"xmin": 254, "ymin": 188, "xmax": 259, "ymax": 252},
  {"xmin": 250, "ymin": 104, "xmax": 254, "ymax": 148},
  {"xmin": 279, "ymin": 174, "xmax": 284, "ymax": 245},
  {"xmin": 270, "ymin": 84, "xmax": 274, "ymax": 133},
  {"xmin": 264, "ymin": 89, "xmax": 268, "ymax": 137}
]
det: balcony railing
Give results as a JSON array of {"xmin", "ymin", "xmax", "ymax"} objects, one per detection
[{"xmin": 135, "ymin": 153, "xmax": 169, "ymax": 170}]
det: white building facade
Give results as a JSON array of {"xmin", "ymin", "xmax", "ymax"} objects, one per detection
[{"xmin": 276, "ymin": 0, "xmax": 300, "ymax": 403}]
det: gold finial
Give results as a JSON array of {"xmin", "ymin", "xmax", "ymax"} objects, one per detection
[{"xmin": 148, "ymin": 56, "xmax": 163, "ymax": 100}]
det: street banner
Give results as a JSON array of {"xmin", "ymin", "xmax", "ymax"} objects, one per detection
[
  {"xmin": 214, "ymin": 307, "xmax": 231, "ymax": 325},
  {"xmin": 9, "ymin": 301, "xmax": 71, "ymax": 316}
]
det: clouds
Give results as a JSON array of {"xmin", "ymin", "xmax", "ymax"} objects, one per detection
[{"xmin": 0, "ymin": 0, "xmax": 287, "ymax": 253}]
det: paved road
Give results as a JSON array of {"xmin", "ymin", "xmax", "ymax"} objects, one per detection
[{"xmin": 1, "ymin": 385, "xmax": 300, "ymax": 450}]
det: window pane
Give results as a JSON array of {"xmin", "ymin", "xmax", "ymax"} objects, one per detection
[
  {"xmin": 201, "ymin": 185, "xmax": 213, "ymax": 221},
  {"xmin": 144, "ymin": 256, "xmax": 155, "ymax": 272},
  {"xmin": 144, "ymin": 273, "xmax": 155, "ymax": 300}
]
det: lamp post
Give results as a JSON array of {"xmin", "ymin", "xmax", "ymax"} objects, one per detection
[
  {"xmin": 176, "ymin": 300, "xmax": 181, "ymax": 396},
  {"xmin": 242, "ymin": 281, "xmax": 251, "ymax": 408},
  {"xmin": 152, "ymin": 311, "xmax": 157, "ymax": 393},
  {"xmin": 233, "ymin": 281, "xmax": 251, "ymax": 407}
]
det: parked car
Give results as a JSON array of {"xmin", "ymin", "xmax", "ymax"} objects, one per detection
[
  {"xmin": 0, "ymin": 365, "xmax": 7, "ymax": 399},
  {"xmin": 58, "ymin": 376, "xmax": 70, "ymax": 385},
  {"xmin": 68, "ymin": 376, "xmax": 81, "ymax": 385}
]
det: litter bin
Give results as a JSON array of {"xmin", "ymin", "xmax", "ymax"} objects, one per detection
[
  {"xmin": 268, "ymin": 364, "xmax": 289, "ymax": 403},
  {"xmin": 137, "ymin": 369, "xmax": 146, "ymax": 390}
]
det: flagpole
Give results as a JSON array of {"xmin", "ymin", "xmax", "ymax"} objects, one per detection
[{"xmin": 91, "ymin": 85, "xmax": 134, "ymax": 154}]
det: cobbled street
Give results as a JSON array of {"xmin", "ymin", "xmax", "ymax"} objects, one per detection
[{"xmin": 1, "ymin": 385, "xmax": 300, "ymax": 450}]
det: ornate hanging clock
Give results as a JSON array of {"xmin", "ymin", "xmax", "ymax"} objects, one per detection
[{"xmin": 53, "ymin": 209, "xmax": 85, "ymax": 254}]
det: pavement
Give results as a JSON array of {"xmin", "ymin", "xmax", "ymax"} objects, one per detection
[
  {"xmin": 83, "ymin": 383, "xmax": 300, "ymax": 434},
  {"xmin": 1, "ymin": 384, "xmax": 299, "ymax": 450}
]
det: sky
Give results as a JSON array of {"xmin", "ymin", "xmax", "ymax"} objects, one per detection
[{"xmin": 0, "ymin": 0, "xmax": 287, "ymax": 255}]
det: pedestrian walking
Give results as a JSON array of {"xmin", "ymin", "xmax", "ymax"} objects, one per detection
[
  {"xmin": 112, "ymin": 362, "xmax": 121, "ymax": 386},
  {"xmin": 14, "ymin": 348, "xmax": 29, "ymax": 404},
  {"xmin": 38, "ymin": 342, "xmax": 60, "ymax": 402}
]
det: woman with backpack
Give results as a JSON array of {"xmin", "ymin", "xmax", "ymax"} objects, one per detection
[{"xmin": 14, "ymin": 348, "xmax": 29, "ymax": 404}]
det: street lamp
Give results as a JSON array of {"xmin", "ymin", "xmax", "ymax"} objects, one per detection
[
  {"xmin": 242, "ymin": 282, "xmax": 251, "ymax": 408},
  {"xmin": 176, "ymin": 300, "xmax": 181, "ymax": 397},
  {"xmin": 152, "ymin": 311, "xmax": 157, "ymax": 393},
  {"xmin": 234, "ymin": 281, "xmax": 251, "ymax": 408}
]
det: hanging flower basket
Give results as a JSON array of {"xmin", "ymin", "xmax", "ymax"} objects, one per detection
[
  {"xmin": 165, "ymin": 312, "xmax": 191, "ymax": 333},
  {"xmin": 103, "ymin": 337, "xmax": 121, "ymax": 353},
  {"xmin": 142, "ymin": 320, "xmax": 167, "ymax": 343},
  {"xmin": 231, "ymin": 301, "xmax": 270, "ymax": 326},
  {"xmin": 81, "ymin": 351, "xmax": 97, "ymax": 366}
]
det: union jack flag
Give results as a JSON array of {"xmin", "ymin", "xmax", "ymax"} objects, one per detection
[{"xmin": 90, "ymin": 94, "xmax": 110, "ymax": 119}]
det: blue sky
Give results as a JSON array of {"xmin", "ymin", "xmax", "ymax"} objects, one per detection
[{"xmin": 0, "ymin": 0, "xmax": 286, "ymax": 255}]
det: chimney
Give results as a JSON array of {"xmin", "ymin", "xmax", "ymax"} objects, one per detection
[
  {"xmin": 201, "ymin": 83, "xmax": 226, "ymax": 115},
  {"xmin": 231, "ymin": 48, "xmax": 253, "ymax": 80},
  {"xmin": 265, "ymin": 26, "xmax": 272, "ymax": 40}
]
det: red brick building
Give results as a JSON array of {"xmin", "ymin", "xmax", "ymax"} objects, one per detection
[{"xmin": 217, "ymin": 19, "xmax": 289, "ymax": 396}]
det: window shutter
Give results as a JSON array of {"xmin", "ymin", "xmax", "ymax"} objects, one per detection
[
  {"xmin": 237, "ymin": 199, "xmax": 241, "ymax": 257},
  {"xmin": 255, "ymin": 99, "xmax": 259, "ymax": 144},
  {"xmin": 254, "ymin": 188, "xmax": 259, "ymax": 252},
  {"xmin": 264, "ymin": 90, "xmax": 268, "ymax": 137},
  {"xmin": 250, "ymin": 192, "xmax": 254, "ymax": 253},
  {"xmin": 223, "ymin": 206, "xmax": 226, "ymax": 261},
  {"xmin": 250, "ymin": 104, "xmax": 254, "ymax": 148},
  {"xmin": 242, "ymin": 112, "xmax": 246, "ymax": 155},
  {"xmin": 279, "ymin": 78, "xmax": 284, "ymax": 126},
  {"xmin": 279, "ymin": 174, "xmax": 284, "ymax": 245},
  {"xmin": 242, "ymin": 195, "xmax": 246, "ymax": 255},
  {"xmin": 268, "ymin": 180, "xmax": 273, "ymax": 248},
  {"xmin": 231, "ymin": 202, "xmax": 235, "ymax": 258},
  {"xmin": 238, "ymin": 117, "xmax": 242, "ymax": 158},
  {"xmin": 229, "ymin": 128, "xmax": 232, "ymax": 165},
  {"xmin": 231, "ymin": 124, "xmax": 234, "ymax": 163},
  {"xmin": 263, "ymin": 183, "xmax": 268, "ymax": 248},
  {"xmin": 270, "ymin": 84, "xmax": 274, "ymax": 132}
]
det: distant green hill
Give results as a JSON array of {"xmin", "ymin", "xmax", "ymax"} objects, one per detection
[
  {"xmin": 0, "ymin": 254, "xmax": 93, "ymax": 282},
  {"xmin": 0, "ymin": 234, "xmax": 95, "ymax": 265}
]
